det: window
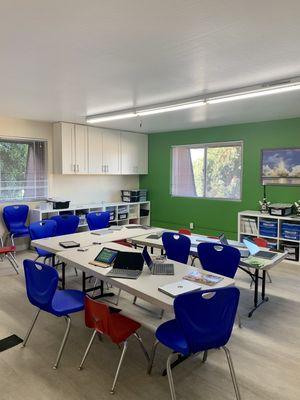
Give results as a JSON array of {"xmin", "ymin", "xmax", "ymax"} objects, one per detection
[
  {"xmin": 171, "ymin": 141, "xmax": 242, "ymax": 200},
  {"xmin": 0, "ymin": 138, "xmax": 48, "ymax": 201}
]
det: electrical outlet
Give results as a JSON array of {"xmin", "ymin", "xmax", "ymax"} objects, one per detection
[{"xmin": 189, "ymin": 222, "xmax": 194, "ymax": 230}]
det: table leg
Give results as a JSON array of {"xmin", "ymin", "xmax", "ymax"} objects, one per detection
[
  {"xmin": 248, "ymin": 269, "xmax": 269, "ymax": 318},
  {"xmin": 82, "ymin": 271, "xmax": 114, "ymax": 300}
]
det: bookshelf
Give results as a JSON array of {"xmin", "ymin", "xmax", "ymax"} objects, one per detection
[
  {"xmin": 30, "ymin": 201, "xmax": 150, "ymax": 229},
  {"xmin": 238, "ymin": 210, "xmax": 300, "ymax": 266}
]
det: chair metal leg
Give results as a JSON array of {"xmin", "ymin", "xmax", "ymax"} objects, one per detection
[
  {"xmin": 202, "ymin": 350, "xmax": 208, "ymax": 363},
  {"xmin": 237, "ymin": 313, "xmax": 242, "ymax": 329},
  {"xmin": 133, "ymin": 296, "xmax": 137, "ymax": 305},
  {"xmin": 166, "ymin": 352, "xmax": 178, "ymax": 400},
  {"xmin": 53, "ymin": 315, "xmax": 71, "ymax": 369},
  {"xmin": 160, "ymin": 309, "xmax": 165, "ymax": 319},
  {"xmin": 78, "ymin": 330, "xmax": 97, "ymax": 370},
  {"xmin": 267, "ymin": 271, "xmax": 272, "ymax": 283},
  {"xmin": 115, "ymin": 288, "xmax": 121, "ymax": 306},
  {"xmin": 147, "ymin": 340, "xmax": 159, "ymax": 374},
  {"xmin": 133, "ymin": 332, "xmax": 149, "ymax": 362},
  {"xmin": 110, "ymin": 341, "xmax": 128, "ymax": 394},
  {"xmin": 6, "ymin": 254, "xmax": 19, "ymax": 274},
  {"xmin": 223, "ymin": 346, "xmax": 242, "ymax": 400},
  {"xmin": 92, "ymin": 279, "xmax": 99, "ymax": 297},
  {"xmin": 22, "ymin": 309, "xmax": 41, "ymax": 347},
  {"xmin": 10, "ymin": 234, "xmax": 16, "ymax": 256},
  {"xmin": 74, "ymin": 267, "xmax": 78, "ymax": 276}
]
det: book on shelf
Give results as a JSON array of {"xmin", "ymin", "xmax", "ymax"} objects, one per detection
[
  {"xmin": 241, "ymin": 217, "xmax": 258, "ymax": 235},
  {"xmin": 183, "ymin": 271, "xmax": 223, "ymax": 286}
]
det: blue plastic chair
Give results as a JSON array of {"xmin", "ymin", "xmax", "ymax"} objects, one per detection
[
  {"xmin": 2, "ymin": 205, "xmax": 29, "ymax": 247},
  {"xmin": 29, "ymin": 220, "xmax": 57, "ymax": 260},
  {"xmin": 22, "ymin": 259, "xmax": 84, "ymax": 369},
  {"xmin": 197, "ymin": 242, "xmax": 241, "ymax": 279},
  {"xmin": 86, "ymin": 211, "xmax": 110, "ymax": 230},
  {"xmin": 50, "ymin": 214, "xmax": 80, "ymax": 236},
  {"xmin": 162, "ymin": 232, "xmax": 191, "ymax": 264},
  {"xmin": 148, "ymin": 287, "xmax": 241, "ymax": 400}
]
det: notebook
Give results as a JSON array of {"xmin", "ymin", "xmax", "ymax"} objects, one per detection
[{"xmin": 158, "ymin": 280, "xmax": 201, "ymax": 298}]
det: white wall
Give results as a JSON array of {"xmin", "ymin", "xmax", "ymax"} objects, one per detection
[{"xmin": 0, "ymin": 116, "xmax": 139, "ymax": 242}]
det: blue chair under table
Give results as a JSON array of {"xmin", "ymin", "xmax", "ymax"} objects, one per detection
[
  {"xmin": 86, "ymin": 211, "xmax": 110, "ymax": 231},
  {"xmin": 148, "ymin": 287, "xmax": 241, "ymax": 400},
  {"xmin": 22, "ymin": 259, "xmax": 84, "ymax": 369},
  {"xmin": 2, "ymin": 204, "xmax": 30, "ymax": 247},
  {"xmin": 29, "ymin": 219, "xmax": 57, "ymax": 262},
  {"xmin": 197, "ymin": 242, "xmax": 242, "ymax": 328},
  {"xmin": 50, "ymin": 214, "xmax": 80, "ymax": 236},
  {"xmin": 162, "ymin": 232, "xmax": 191, "ymax": 264}
]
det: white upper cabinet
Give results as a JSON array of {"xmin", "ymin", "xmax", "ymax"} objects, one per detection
[
  {"xmin": 53, "ymin": 123, "xmax": 147, "ymax": 175},
  {"xmin": 53, "ymin": 122, "xmax": 88, "ymax": 174},
  {"xmin": 88, "ymin": 126, "xmax": 103, "ymax": 174},
  {"xmin": 102, "ymin": 130, "xmax": 121, "ymax": 175},
  {"xmin": 121, "ymin": 132, "xmax": 148, "ymax": 174}
]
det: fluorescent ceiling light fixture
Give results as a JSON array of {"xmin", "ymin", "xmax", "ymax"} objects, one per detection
[
  {"xmin": 86, "ymin": 77, "xmax": 300, "ymax": 123},
  {"xmin": 86, "ymin": 112, "xmax": 136, "ymax": 123},
  {"xmin": 137, "ymin": 100, "xmax": 206, "ymax": 116},
  {"xmin": 207, "ymin": 81, "xmax": 300, "ymax": 104}
]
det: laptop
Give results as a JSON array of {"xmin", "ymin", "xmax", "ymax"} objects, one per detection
[
  {"xmin": 142, "ymin": 247, "xmax": 174, "ymax": 275},
  {"xmin": 106, "ymin": 251, "xmax": 144, "ymax": 279},
  {"xmin": 89, "ymin": 247, "xmax": 119, "ymax": 268},
  {"xmin": 158, "ymin": 280, "xmax": 201, "ymax": 298},
  {"xmin": 218, "ymin": 233, "xmax": 229, "ymax": 245},
  {"xmin": 243, "ymin": 239, "xmax": 277, "ymax": 260}
]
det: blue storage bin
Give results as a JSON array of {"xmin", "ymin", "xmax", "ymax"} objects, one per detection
[
  {"xmin": 259, "ymin": 227, "xmax": 278, "ymax": 238},
  {"xmin": 281, "ymin": 223, "xmax": 300, "ymax": 240},
  {"xmin": 259, "ymin": 219, "xmax": 278, "ymax": 229}
]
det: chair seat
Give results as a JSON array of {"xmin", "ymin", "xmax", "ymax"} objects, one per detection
[
  {"xmin": 51, "ymin": 290, "xmax": 85, "ymax": 316},
  {"xmin": 0, "ymin": 245, "xmax": 16, "ymax": 254},
  {"xmin": 156, "ymin": 319, "xmax": 190, "ymax": 356},
  {"xmin": 35, "ymin": 247, "xmax": 54, "ymax": 258},
  {"xmin": 10, "ymin": 227, "xmax": 29, "ymax": 236},
  {"xmin": 96, "ymin": 313, "xmax": 141, "ymax": 344}
]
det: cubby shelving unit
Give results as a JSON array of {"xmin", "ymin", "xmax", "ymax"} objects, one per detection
[
  {"xmin": 30, "ymin": 201, "xmax": 150, "ymax": 229},
  {"xmin": 238, "ymin": 210, "xmax": 300, "ymax": 266}
]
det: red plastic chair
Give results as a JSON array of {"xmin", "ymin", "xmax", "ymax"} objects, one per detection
[
  {"xmin": 79, "ymin": 296, "xmax": 149, "ymax": 394},
  {"xmin": 0, "ymin": 237, "xmax": 18, "ymax": 274},
  {"xmin": 178, "ymin": 228, "xmax": 191, "ymax": 235}
]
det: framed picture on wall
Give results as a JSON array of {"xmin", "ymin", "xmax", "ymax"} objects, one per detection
[{"xmin": 261, "ymin": 148, "xmax": 300, "ymax": 185}]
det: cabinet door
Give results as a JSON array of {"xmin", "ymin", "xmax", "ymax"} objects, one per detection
[
  {"xmin": 61, "ymin": 122, "xmax": 76, "ymax": 174},
  {"xmin": 136, "ymin": 133, "xmax": 148, "ymax": 174},
  {"xmin": 74, "ymin": 125, "xmax": 88, "ymax": 174},
  {"xmin": 88, "ymin": 127, "xmax": 103, "ymax": 174},
  {"xmin": 102, "ymin": 130, "xmax": 121, "ymax": 174},
  {"xmin": 120, "ymin": 132, "xmax": 139, "ymax": 174}
]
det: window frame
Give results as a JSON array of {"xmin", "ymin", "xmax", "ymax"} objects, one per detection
[
  {"xmin": 170, "ymin": 140, "xmax": 243, "ymax": 201},
  {"xmin": 0, "ymin": 136, "xmax": 49, "ymax": 203}
]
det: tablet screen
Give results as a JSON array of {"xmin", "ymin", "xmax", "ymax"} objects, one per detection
[{"xmin": 94, "ymin": 248, "xmax": 118, "ymax": 264}]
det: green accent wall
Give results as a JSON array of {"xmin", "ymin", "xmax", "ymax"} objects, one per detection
[{"xmin": 140, "ymin": 117, "xmax": 300, "ymax": 239}]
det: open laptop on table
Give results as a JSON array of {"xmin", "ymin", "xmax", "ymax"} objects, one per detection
[
  {"xmin": 243, "ymin": 238, "xmax": 277, "ymax": 260},
  {"xmin": 142, "ymin": 247, "xmax": 174, "ymax": 275},
  {"xmin": 106, "ymin": 251, "xmax": 144, "ymax": 279}
]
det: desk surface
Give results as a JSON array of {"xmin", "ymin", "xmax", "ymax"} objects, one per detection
[
  {"xmin": 31, "ymin": 225, "xmax": 163, "ymax": 254},
  {"xmin": 57, "ymin": 242, "xmax": 234, "ymax": 313},
  {"xmin": 130, "ymin": 232, "xmax": 287, "ymax": 270}
]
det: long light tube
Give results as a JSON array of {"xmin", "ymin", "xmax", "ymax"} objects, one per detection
[{"xmin": 86, "ymin": 78, "xmax": 300, "ymax": 123}]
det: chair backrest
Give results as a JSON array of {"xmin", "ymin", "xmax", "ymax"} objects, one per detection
[
  {"xmin": 84, "ymin": 296, "xmax": 113, "ymax": 337},
  {"xmin": 178, "ymin": 228, "xmax": 191, "ymax": 236},
  {"xmin": 29, "ymin": 220, "xmax": 57, "ymax": 241},
  {"xmin": 253, "ymin": 237, "xmax": 268, "ymax": 248},
  {"xmin": 50, "ymin": 214, "xmax": 80, "ymax": 235},
  {"xmin": 86, "ymin": 211, "xmax": 110, "ymax": 230},
  {"xmin": 23, "ymin": 259, "xmax": 58, "ymax": 312},
  {"xmin": 3, "ymin": 205, "xmax": 29, "ymax": 231},
  {"xmin": 162, "ymin": 232, "xmax": 191, "ymax": 264},
  {"xmin": 174, "ymin": 287, "xmax": 240, "ymax": 353},
  {"xmin": 197, "ymin": 242, "xmax": 240, "ymax": 279}
]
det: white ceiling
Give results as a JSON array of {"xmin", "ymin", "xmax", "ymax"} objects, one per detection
[{"xmin": 1, "ymin": 0, "xmax": 300, "ymax": 132}]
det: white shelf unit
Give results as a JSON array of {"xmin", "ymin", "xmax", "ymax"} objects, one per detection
[
  {"xmin": 238, "ymin": 210, "xmax": 300, "ymax": 266},
  {"xmin": 30, "ymin": 201, "xmax": 150, "ymax": 229}
]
